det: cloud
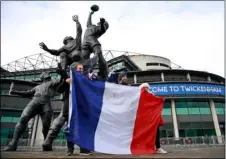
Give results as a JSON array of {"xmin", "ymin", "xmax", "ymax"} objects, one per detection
[{"xmin": 1, "ymin": 1, "xmax": 224, "ymax": 77}]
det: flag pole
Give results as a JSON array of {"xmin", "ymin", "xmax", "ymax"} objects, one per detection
[{"xmin": 68, "ymin": 69, "xmax": 73, "ymax": 128}]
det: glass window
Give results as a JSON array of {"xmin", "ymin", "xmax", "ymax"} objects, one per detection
[
  {"xmin": 215, "ymin": 102, "xmax": 225, "ymax": 115},
  {"xmin": 176, "ymin": 108, "xmax": 188, "ymax": 115},
  {"xmin": 176, "ymin": 99, "xmax": 212, "ymax": 115},
  {"xmin": 15, "ymin": 76, "xmax": 25, "ymax": 80},
  {"xmin": 1, "ymin": 111, "xmax": 22, "ymax": 117},
  {"xmin": 187, "ymin": 101, "xmax": 197, "ymax": 107},
  {"xmin": 34, "ymin": 74, "xmax": 40, "ymax": 80},
  {"xmin": 50, "ymin": 73, "xmax": 59, "ymax": 79},
  {"xmin": 203, "ymin": 129, "xmax": 216, "ymax": 136},
  {"xmin": 5, "ymin": 76, "xmax": 15, "ymax": 79},
  {"xmin": 24, "ymin": 74, "xmax": 36, "ymax": 81},
  {"xmin": 0, "ymin": 90, "xmax": 9, "ymax": 95},
  {"xmin": 175, "ymin": 101, "xmax": 187, "ymax": 108},
  {"xmin": 188, "ymin": 108, "xmax": 200, "ymax": 114},
  {"xmin": 200, "ymin": 108, "xmax": 211, "ymax": 114},
  {"xmin": 178, "ymin": 122, "xmax": 216, "ymax": 137},
  {"xmin": 179, "ymin": 130, "xmax": 185, "ymax": 137},
  {"xmin": 12, "ymin": 117, "xmax": 20, "ymax": 123},
  {"xmin": 166, "ymin": 130, "xmax": 174, "ymax": 137},
  {"xmin": 164, "ymin": 101, "xmax": 171, "ymax": 108},
  {"xmin": 0, "ymin": 128, "xmax": 29, "ymax": 141},
  {"xmin": 199, "ymin": 101, "xmax": 209, "ymax": 108},
  {"xmin": 162, "ymin": 101, "xmax": 171, "ymax": 115},
  {"xmin": 185, "ymin": 129, "xmax": 194, "ymax": 137},
  {"xmin": 175, "ymin": 100, "xmax": 189, "ymax": 115},
  {"xmin": 215, "ymin": 108, "xmax": 224, "ymax": 115},
  {"xmin": 1, "ymin": 117, "xmax": 13, "ymax": 123},
  {"xmin": 160, "ymin": 130, "xmax": 167, "ymax": 138},
  {"xmin": 197, "ymin": 129, "xmax": 204, "ymax": 136},
  {"xmin": 162, "ymin": 109, "xmax": 171, "ymax": 115}
]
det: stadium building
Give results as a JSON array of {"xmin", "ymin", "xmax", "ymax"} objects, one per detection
[{"xmin": 0, "ymin": 50, "xmax": 225, "ymax": 147}]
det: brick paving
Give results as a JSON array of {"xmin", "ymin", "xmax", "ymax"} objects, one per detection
[{"xmin": 1, "ymin": 147, "xmax": 225, "ymax": 158}]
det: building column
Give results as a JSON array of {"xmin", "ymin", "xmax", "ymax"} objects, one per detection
[
  {"xmin": 161, "ymin": 72, "xmax": 164, "ymax": 82},
  {"xmin": 134, "ymin": 74, "xmax": 137, "ymax": 84},
  {"xmin": 207, "ymin": 76, "xmax": 211, "ymax": 82},
  {"xmin": 209, "ymin": 99, "xmax": 222, "ymax": 143},
  {"xmin": 171, "ymin": 99, "xmax": 179, "ymax": 139},
  {"xmin": 186, "ymin": 73, "xmax": 191, "ymax": 81},
  {"xmin": 27, "ymin": 117, "xmax": 35, "ymax": 146},
  {"xmin": 33, "ymin": 115, "xmax": 44, "ymax": 146},
  {"xmin": 30, "ymin": 115, "xmax": 39, "ymax": 147}
]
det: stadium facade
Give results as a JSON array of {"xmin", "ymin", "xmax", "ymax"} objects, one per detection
[{"xmin": 0, "ymin": 50, "xmax": 225, "ymax": 146}]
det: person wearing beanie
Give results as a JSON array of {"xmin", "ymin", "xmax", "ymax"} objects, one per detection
[
  {"xmin": 118, "ymin": 72, "xmax": 129, "ymax": 85},
  {"xmin": 139, "ymin": 83, "xmax": 167, "ymax": 154}
]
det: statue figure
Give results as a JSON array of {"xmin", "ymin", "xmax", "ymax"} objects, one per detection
[
  {"xmin": 81, "ymin": 5, "xmax": 109, "ymax": 80},
  {"xmin": 42, "ymin": 62, "xmax": 88, "ymax": 152},
  {"xmin": 39, "ymin": 15, "xmax": 82, "ymax": 70},
  {"xmin": 4, "ymin": 72, "xmax": 62, "ymax": 151}
]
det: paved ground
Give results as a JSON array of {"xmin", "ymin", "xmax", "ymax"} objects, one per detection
[{"xmin": 0, "ymin": 147, "xmax": 225, "ymax": 158}]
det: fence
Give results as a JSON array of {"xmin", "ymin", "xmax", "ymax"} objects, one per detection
[{"xmin": 1, "ymin": 136, "xmax": 225, "ymax": 151}]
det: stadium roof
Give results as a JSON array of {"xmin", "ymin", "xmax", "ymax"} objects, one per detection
[{"xmin": 1, "ymin": 50, "xmax": 184, "ymax": 72}]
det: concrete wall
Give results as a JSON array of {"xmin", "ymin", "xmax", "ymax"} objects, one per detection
[{"xmin": 129, "ymin": 55, "xmax": 171, "ymax": 70}]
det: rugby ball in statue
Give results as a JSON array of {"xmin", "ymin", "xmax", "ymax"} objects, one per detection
[{"xmin": 91, "ymin": 5, "xmax": 99, "ymax": 12}]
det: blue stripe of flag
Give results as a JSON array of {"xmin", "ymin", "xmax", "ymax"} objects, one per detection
[{"xmin": 68, "ymin": 70, "xmax": 105, "ymax": 151}]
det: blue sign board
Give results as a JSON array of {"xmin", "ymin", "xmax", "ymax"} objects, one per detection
[{"xmin": 149, "ymin": 83, "xmax": 225, "ymax": 96}]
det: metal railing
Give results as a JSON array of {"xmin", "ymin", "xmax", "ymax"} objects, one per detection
[
  {"xmin": 160, "ymin": 136, "xmax": 225, "ymax": 149},
  {"xmin": 1, "ymin": 136, "xmax": 225, "ymax": 151}
]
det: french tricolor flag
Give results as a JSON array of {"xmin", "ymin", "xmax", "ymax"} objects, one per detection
[{"xmin": 68, "ymin": 70, "xmax": 165, "ymax": 155}]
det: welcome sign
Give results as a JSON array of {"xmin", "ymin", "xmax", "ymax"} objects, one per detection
[{"xmin": 149, "ymin": 83, "xmax": 225, "ymax": 96}]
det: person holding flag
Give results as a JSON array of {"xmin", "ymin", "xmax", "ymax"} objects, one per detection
[
  {"xmin": 68, "ymin": 68, "xmax": 167, "ymax": 155},
  {"xmin": 139, "ymin": 83, "xmax": 167, "ymax": 154}
]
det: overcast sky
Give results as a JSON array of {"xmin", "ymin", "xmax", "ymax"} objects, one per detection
[{"xmin": 1, "ymin": 1, "xmax": 224, "ymax": 76}]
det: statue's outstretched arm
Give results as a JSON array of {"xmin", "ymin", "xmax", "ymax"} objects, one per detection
[
  {"xmin": 86, "ymin": 12, "xmax": 94, "ymax": 27},
  {"xmin": 39, "ymin": 42, "xmax": 65, "ymax": 56},
  {"xmin": 10, "ymin": 87, "xmax": 36, "ymax": 97},
  {"xmin": 72, "ymin": 15, "xmax": 82, "ymax": 46}
]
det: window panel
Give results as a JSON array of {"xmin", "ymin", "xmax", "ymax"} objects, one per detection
[
  {"xmin": 162, "ymin": 108, "xmax": 171, "ymax": 115},
  {"xmin": 164, "ymin": 101, "xmax": 171, "ymax": 108},
  {"xmin": 185, "ymin": 129, "xmax": 194, "ymax": 137},
  {"xmin": 1, "ymin": 117, "xmax": 13, "ymax": 123},
  {"xmin": 176, "ymin": 108, "xmax": 188, "ymax": 115},
  {"xmin": 187, "ymin": 101, "xmax": 198, "ymax": 108},
  {"xmin": 12, "ymin": 117, "xmax": 20, "ymax": 123},
  {"xmin": 15, "ymin": 76, "xmax": 25, "ymax": 80},
  {"xmin": 176, "ymin": 99, "xmax": 213, "ymax": 115},
  {"xmin": 179, "ymin": 130, "xmax": 185, "ymax": 137},
  {"xmin": 199, "ymin": 102, "xmax": 209, "ymax": 108},
  {"xmin": 166, "ymin": 130, "xmax": 174, "ymax": 137},
  {"xmin": 200, "ymin": 108, "xmax": 211, "ymax": 114},
  {"xmin": 203, "ymin": 129, "xmax": 216, "ymax": 136},
  {"xmin": 188, "ymin": 108, "xmax": 200, "ymax": 114},
  {"xmin": 215, "ymin": 108, "xmax": 224, "ymax": 115},
  {"xmin": 0, "ymin": 90, "xmax": 9, "ymax": 95},
  {"xmin": 197, "ymin": 129, "xmax": 204, "ymax": 136},
  {"xmin": 175, "ymin": 101, "xmax": 187, "ymax": 108},
  {"xmin": 1, "ymin": 111, "xmax": 22, "ymax": 117},
  {"xmin": 160, "ymin": 130, "xmax": 167, "ymax": 138}
]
